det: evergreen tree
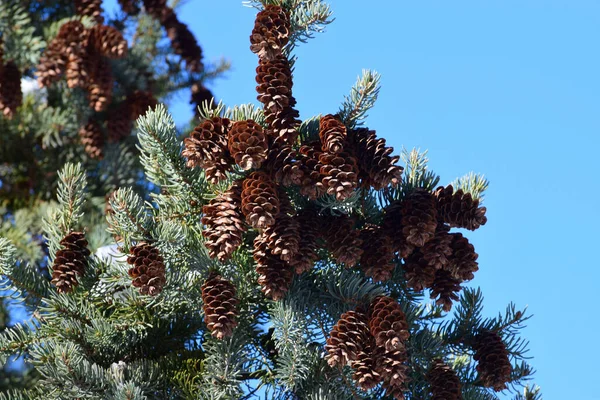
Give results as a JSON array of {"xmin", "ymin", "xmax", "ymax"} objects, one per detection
[{"xmin": 0, "ymin": 1, "xmax": 542, "ymax": 399}]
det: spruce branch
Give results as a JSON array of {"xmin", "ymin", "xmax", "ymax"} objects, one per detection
[
  {"xmin": 452, "ymin": 172, "xmax": 490, "ymax": 201},
  {"xmin": 106, "ymin": 187, "xmax": 153, "ymax": 250},
  {"xmin": 0, "ymin": 237, "xmax": 50, "ymax": 302},
  {"xmin": 338, "ymin": 70, "xmax": 381, "ymax": 129}
]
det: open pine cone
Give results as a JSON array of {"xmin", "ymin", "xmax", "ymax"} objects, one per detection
[
  {"xmin": 51, "ymin": 232, "xmax": 91, "ymax": 293},
  {"xmin": 201, "ymin": 273, "xmax": 239, "ymax": 339}
]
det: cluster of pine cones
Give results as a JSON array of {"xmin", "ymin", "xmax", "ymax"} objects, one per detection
[{"xmin": 0, "ymin": 42, "xmax": 23, "ymax": 119}]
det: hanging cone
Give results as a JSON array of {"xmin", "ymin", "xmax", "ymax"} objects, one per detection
[
  {"xmin": 448, "ymin": 232, "xmax": 479, "ymax": 281},
  {"xmin": 323, "ymin": 215, "xmax": 363, "ymax": 267},
  {"xmin": 261, "ymin": 190, "xmax": 300, "ymax": 262},
  {"xmin": 107, "ymin": 103, "xmax": 133, "ymax": 143},
  {"xmin": 79, "ymin": 120, "xmax": 104, "ymax": 160},
  {"xmin": 382, "ymin": 380, "xmax": 408, "ymax": 400},
  {"xmin": 263, "ymin": 143, "xmax": 303, "ymax": 187},
  {"xmin": 325, "ymin": 309, "xmax": 371, "ymax": 367},
  {"xmin": 253, "ymin": 234, "xmax": 294, "ymax": 300},
  {"xmin": 201, "ymin": 273, "xmax": 239, "ymax": 339},
  {"xmin": 350, "ymin": 336, "xmax": 383, "ymax": 390},
  {"xmin": 241, "ymin": 171, "xmax": 280, "ymax": 229},
  {"xmin": 0, "ymin": 61, "xmax": 23, "ymax": 119},
  {"xmin": 403, "ymin": 249, "xmax": 436, "ymax": 291},
  {"xmin": 319, "ymin": 114, "xmax": 347, "ymax": 154},
  {"xmin": 250, "ymin": 5, "xmax": 291, "ymax": 60},
  {"xmin": 74, "ymin": 0, "xmax": 104, "ymax": 23},
  {"xmin": 201, "ymin": 179, "xmax": 247, "ymax": 261},
  {"xmin": 190, "ymin": 82, "xmax": 214, "ymax": 112},
  {"xmin": 378, "ymin": 349, "xmax": 409, "ymax": 400},
  {"xmin": 289, "ymin": 207, "xmax": 321, "ymax": 274},
  {"xmin": 265, "ymin": 105, "xmax": 300, "ymax": 145},
  {"xmin": 127, "ymin": 90, "xmax": 158, "ymax": 120},
  {"xmin": 88, "ymin": 25, "xmax": 128, "ymax": 59},
  {"xmin": 87, "ymin": 57, "xmax": 113, "ymax": 112},
  {"xmin": 427, "ymin": 359, "xmax": 462, "ymax": 400},
  {"xmin": 256, "ymin": 54, "xmax": 294, "ymax": 114},
  {"xmin": 142, "ymin": 0, "xmax": 166, "ymax": 19},
  {"xmin": 368, "ymin": 296, "xmax": 410, "ymax": 352},
  {"xmin": 162, "ymin": 10, "xmax": 204, "ymax": 72},
  {"xmin": 127, "ymin": 242, "xmax": 166, "ymax": 296},
  {"xmin": 298, "ymin": 141, "xmax": 326, "ymax": 199},
  {"xmin": 37, "ymin": 40, "xmax": 66, "ymax": 87},
  {"xmin": 421, "ymin": 225, "xmax": 453, "ymax": 270},
  {"xmin": 434, "ymin": 185, "xmax": 487, "ymax": 231},
  {"xmin": 349, "ymin": 127, "xmax": 402, "ymax": 190},
  {"xmin": 228, "ymin": 119, "xmax": 269, "ymax": 170},
  {"xmin": 319, "ymin": 150, "xmax": 359, "ymax": 201},
  {"xmin": 382, "ymin": 201, "xmax": 415, "ymax": 259},
  {"xmin": 118, "ymin": 0, "xmax": 140, "ymax": 15},
  {"xmin": 359, "ymin": 225, "xmax": 396, "ymax": 282},
  {"xmin": 401, "ymin": 188, "xmax": 438, "ymax": 247},
  {"xmin": 472, "ymin": 330, "xmax": 512, "ymax": 391},
  {"xmin": 430, "ymin": 269, "xmax": 462, "ymax": 311},
  {"xmin": 51, "ymin": 232, "xmax": 91, "ymax": 293}
]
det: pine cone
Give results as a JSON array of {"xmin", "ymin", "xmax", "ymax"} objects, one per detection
[
  {"xmin": 382, "ymin": 380, "xmax": 407, "ymax": 400},
  {"xmin": 403, "ymin": 250, "xmax": 436, "ymax": 291},
  {"xmin": 472, "ymin": 330, "xmax": 512, "ymax": 391},
  {"xmin": 350, "ymin": 127, "xmax": 402, "ymax": 189},
  {"xmin": 430, "ymin": 269, "xmax": 462, "ymax": 311},
  {"xmin": 88, "ymin": 25, "xmax": 127, "ymax": 59},
  {"xmin": 320, "ymin": 114, "xmax": 347, "ymax": 154},
  {"xmin": 368, "ymin": 296, "xmax": 410, "ymax": 352},
  {"xmin": 74, "ymin": 0, "xmax": 104, "ymax": 23},
  {"xmin": 378, "ymin": 349, "xmax": 409, "ymax": 399},
  {"xmin": 350, "ymin": 337, "xmax": 383, "ymax": 390},
  {"xmin": 265, "ymin": 105, "xmax": 300, "ymax": 145},
  {"xmin": 289, "ymin": 207, "xmax": 321, "ymax": 274},
  {"xmin": 448, "ymin": 232, "xmax": 479, "ymax": 281},
  {"xmin": 359, "ymin": 225, "xmax": 396, "ymax": 282},
  {"xmin": 325, "ymin": 309, "xmax": 370, "ymax": 367},
  {"xmin": 427, "ymin": 360, "xmax": 462, "ymax": 400},
  {"xmin": 256, "ymin": 54, "xmax": 294, "ymax": 114},
  {"xmin": 264, "ymin": 143, "xmax": 303, "ymax": 187},
  {"xmin": 183, "ymin": 117, "xmax": 233, "ymax": 183},
  {"xmin": 127, "ymin": 243, "xmax": 166, "ymax": 296},
  {"xmin": 241, "ymin": 171, "xmax": 280, "ymax": 229},
  {"xmin": 201, "ymin": 273, "xmax": 238, "ymax": 339},
  {"xmin": 323, "ymin": 215, "xmax": 363, "ymax": 267},
  {"xmin": 142, "ymin": 0, "xmax": 166, "ymax": 18},
  {"xmin": 79, "ymin": 120, "xmax": 104, "ymax": 159},
  {"xmin": 298, "ymin": 141, "xmax": 326, "ymax": 199},
  {"xmin": 36, "ymin": 40, "xmax": 65, "ymax": 87},
  {"xmin": 0, "ymin": 61, "xmax": 22, "ymax": 118},
  {"xmin": 227, "ymin": 120, "xmax": 268, "ymax": 170},
  {"xmin": 253, "ymin": 234, "xmax": 294, "ymax": 300},
  {"xmin": 87, "ymin": 57, "xmax": 113, "ymax": 112},
  {"xmin": 118, "ymin": 0, "xmax": 140, "ymax": 15},
  {"xmin": 51, "ymin": 232, "xmax": 91, "ymax": 293},
  {"xmin": 434, "ymin": 185, "xmax": 487, "ymax": 231},
  {"xmin": 421, "ymin": 226, "xmax": 453, "ymax": 270},
  {"xmin": 261, "ymin": 191, "xmax": 300, "ymax": 262},
  {"xmin": 107, "ymin": 103, "xmax": 133, "ymax": 142},
  {"xmin": 127, "ymin": 90, "xmax": 158, "ymax": 120},
  {"xmin": 202, "ymin": 180, "xmax": 247, "ymax": 261},
  {"xmin": 401, "ymin": 189, "xmax": 438, "ymax": 247},
  {"xmin": 250, "ymin": 5, "xmax": 290, "ymax": 60},
  {"xmin": 382, "ymin": 201, "xmax": 415, "ymax": 258},
  {"xmin": 162, "ymin": 11, "xmax": 203, "ymax": 72},
  {"xmin": 319, "ymin": 150, "xmax": 359, "ymax": 201},
  {"xmin": 190, "ymin": 82, "xmax": 214, "ymax": 111}
]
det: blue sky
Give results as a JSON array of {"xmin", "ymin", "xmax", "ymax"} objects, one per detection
[{"xmin": 103, "ymin": 1, "xmax": 600, "ymax": 398}]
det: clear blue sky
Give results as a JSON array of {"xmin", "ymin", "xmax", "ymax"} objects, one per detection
[{"xmin": 104, "ymin": 1, "xmax": 600, "ymax": 398}]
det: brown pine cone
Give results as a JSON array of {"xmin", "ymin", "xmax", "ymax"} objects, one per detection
[
  {"xmin": 472, "ymin": 330, "xmax": 512, "ymax": 391},
  {"xmin": 79, "ymin": 120, "xmax": 104, "ymax": 159},
  {"xmin": 127, "ymin": 90, "xmax": 157, "ymax": 120},
  {"xmin": 421, "ymin": 226, "xmax": 453, "ymax": 270},
  {"xmin": 263, "ymin": 143, "xmax": 303, "ymax": 187},
  {"xmin": 427, "ymin": 359, "xmax": 462, "ymax": 400},
  {"xmin": 190, "ymin": 82, "xmax": 214, "ymax": 111},
  {"xmin": 127, "ymin": 243, "xmax": 166, "ymax": 296},
  {"xmin": 51, "ymin": 232, "xmax": 91, "ymax": 293},
  {"xmin": 66, "ymin": 52, "xmax": 90, "ymax": 89},
  {"xmin": 0, "ymin": 61, "xmax": 22, "ymax": 119},
  {"xmin": 289, "ymin": 207, "xmax": 321, "ymax": 274},
  {"xmin": 319, "ymin": 114, "xmax": 347, "ymax": 154},
  {"xmin": 403, "ymin": 250, "xmax": 436, "ymax": 291},
  {"xmin": 241, "ymin": 171, "xmax": 279, "ymax": 229},
  {"xmin": 36, "ymin": 40, "xmax": 66, "ymax": 87},
  {"xmin": 382, "ymin": 201, "xmax": 415, "ymax": 258},
  {"xmin": 401, "ymin": 189, "xmax": 438, "ymax": 247},
  {"xmin": 368, "ymin": 296, "xmax": 410, "ymax": 352},
  {"xmin": 253, "ymin": 234, "xmax": 294, "ymax": 300},
  {"xmin": 162, "ymin": 11, "xmax": 203, "ymax": 72},
  {"xmin": 74, "ymin": 0, "xmax": 104, "ymax": 23},
  {"xmin": 323, "ymin": 215, "xmax": 363, "ymax": 267},
  {"xmin": 118, "ymin": 0, "xmax": 140, "ymax": 14},
  {"xmin": 382, "ymin": 380, "xmax": 408, "ymax": 400},
  {"xmin": 261, "ymin": 191, "xmax": 300, "ymax": 262},
  {"xmin": 202, "ymin": 180, "xmax": 247, "ymax": 261},
  {"xmin": 319, "ymin": 150, "xmax": 359, "ymax": 201},
  {"xmin": 298, "ymin": 141, "xmax": 326, "ymax": 199},
  {"xmin": 265, "ymin": 105, "xmax": 300, "ymax": 145},
  {"xmin": 430, "ymin": 269, "xmax": 462, "ymax": 311},
  {"xmin": 349, "ymin": 127, "xmax": 403, "ymax": 190},
  {"xmin": 87, "ymin": 57, "xmax": 113, "ymax": 112},
  {"xmin": 434, "ymin": 185, "xmax": 487, "ymax": 231},
  {"xmin": 325, "ymin": 309, "xmax": 370, "ymax": 367},
  {"xmin": 378, "ymin": 349, "xmax": 409, "ymax": 399},
  {"xmin": 228, "ymin": 120, "xmax": 269, "ymax": 170},
  {"xmin": 448, "ymin": 232, "xmax": 479, "ymax": 281},
  {"xmin": 201, "ymin": 273, "xmax": 239, "ymax": 339},
  {"xmin": 183, "ymin": 117, "xmax": 233, "ymax": 183},
  {"xmin": 107, "ymin": 103, "xmax": 133, "ymax": 142},
  {"xmin": 142, "ymin": 0, "xmax": 166, "ymax": 18},
  {"xmin": 88, "ymin": 25, "xmax": 128, "ymax": 59},
  {"xmin": 256, "ymin": 54, "xmax": 294, "ymax": 114},
  {"xmin": 351, "ymin": 337, "xmax": 383, "ymax": 391},
  {"xmin": 250, "ymin": 5, "xmax": 291, "ymax": 60},
  {"xmin": 359, "ymin": 225, "xmax": 396, "ymax": 282}
]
